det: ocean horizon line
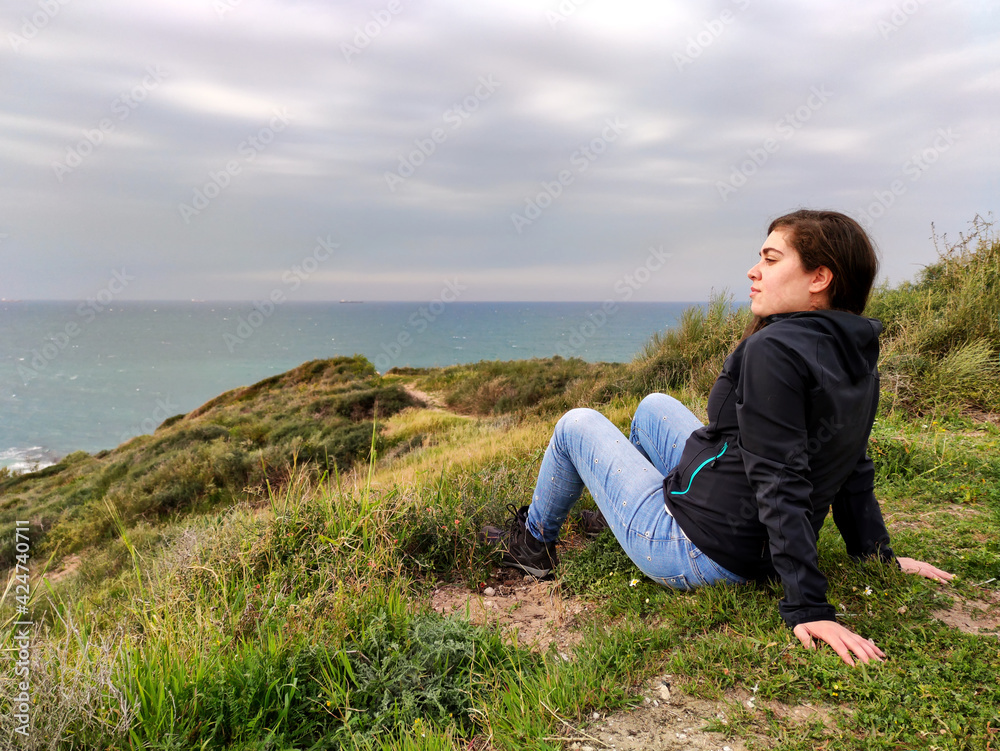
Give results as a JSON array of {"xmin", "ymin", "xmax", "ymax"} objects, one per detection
[
  {"xmin": 2, "ymin": 298, "xmax": 713, "ymax": 305},
  {"xmin": 3, "ymin": 300, "xmax": 698, "ymax": 460}
]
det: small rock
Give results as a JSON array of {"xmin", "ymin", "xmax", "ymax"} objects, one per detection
[
  {"xmin": 724, "ymin": 747, "xmax": 733, "ymax": 751},
  {"xmin": 643, "ymin": 697, "xmax": 651, "ymax": 705},
  {"xmin": 658, "ymin": 684, "xmax": 671, "ymax": 701},
  {"xmin": 652, "ymin": 699, "xmax": 659, "ymax": 707},
  {"xmin": 592, "ymin": 711, "xmax": 600, "ymax": 720},
  {"xmin": 483, "ymin": 586, "xmax": 495, "ymax": 597}
]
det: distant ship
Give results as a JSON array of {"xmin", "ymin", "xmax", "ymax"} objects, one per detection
[{"xmin": 339, "ymin": 300, "xmax": 364, "ymax": 303}]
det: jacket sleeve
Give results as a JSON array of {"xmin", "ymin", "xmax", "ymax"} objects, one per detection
[
  {"xmin": 736, "ymin": 334, "xmax": 838, "ymax": 628},
  {"xmin": 831, "ymin": 452, "xmax": 895, "ymax": 563}
]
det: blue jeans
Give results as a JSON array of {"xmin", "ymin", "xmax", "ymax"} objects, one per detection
[{"xmin": 526, "ymin": 393, "xmax": 747, "ymax": 590}]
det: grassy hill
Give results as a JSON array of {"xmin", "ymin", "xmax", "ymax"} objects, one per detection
[{"xmin": 2, "ymin": 221, "xmax": 999, "ymax": 750}]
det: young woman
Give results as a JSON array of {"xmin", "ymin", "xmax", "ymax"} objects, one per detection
[{"xmin": 484, "ymin": 209, "xmax": 952, "ymax": 667}]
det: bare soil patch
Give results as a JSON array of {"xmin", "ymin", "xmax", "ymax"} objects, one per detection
[
  {"xmin": 43, "ymin": 553, "xmax": 82, "ymax": 585},
  {"xmin": 429, "ymin": 576, "xmax": 588, "ymax": 653},
  {"xmin": 402, "ymin": 385, "xmax": 444, "ymax": 409},
  {"xmin": 564, "ymin": 675, "xmax": 841, "ymax": 751},
  {"xmin": 961, "ymin": 410, "xmax": 1000, "ymax": 429},
  {"xmin": 884, "ymin": 503, "xmax": 985, "ymax": 533},
  {"xmin": 932, "ymin": 589, "xmax": 1000, "ymax": 637}
]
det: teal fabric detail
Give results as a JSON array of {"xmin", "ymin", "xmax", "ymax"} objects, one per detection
[{"xmin": 669, "ymin": 442, "xmax": 728, "ymax": 496}]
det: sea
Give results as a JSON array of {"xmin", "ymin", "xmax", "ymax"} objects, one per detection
[{"xmin": 0, "ymin": 300, "xmax": 698, "ymax": 471}]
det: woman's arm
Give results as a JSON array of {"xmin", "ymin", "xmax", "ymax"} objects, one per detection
[
  {"xmin": 832, "ymin": 456, "xmax": 954, "ymax": 582},
  {"xmin": 831, "ymin": 452, "xmax": 895, "ymax": 562},
  {"xmin": 736, "ymin": 333, "xmax": 838, "ymax": 627}
]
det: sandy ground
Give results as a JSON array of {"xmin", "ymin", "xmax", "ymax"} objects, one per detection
[
  {"xmin": 402, "ymin": 385, "xmax": 444, "ymax": 409},
  {"xmin": 430, "ymin": 575, "xmax": 587, "ymax": 654},
  {"xmin": 41, "ymin": 553, "xmax": 82, "ymax": 584},
  {"xmin": 932, "ymin": 587, "xmax": 1000, "ymax": 638},
  {"xmin": 562, "ymin": 679, "xmax": 841, "ymax": 751}
]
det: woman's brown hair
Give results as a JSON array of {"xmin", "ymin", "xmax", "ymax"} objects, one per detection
[{"xmin": 744, "ymin": 209, "xmax": 880, "ymax": 337}]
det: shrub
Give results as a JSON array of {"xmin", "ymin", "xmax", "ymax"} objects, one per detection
[
  {"xmin": 626, "ymin": 292, "xmax": 749, "ymax": 398},
  {"xmin": 872, "ymin": 216, "xmax": 1000, "ymax": 414}
]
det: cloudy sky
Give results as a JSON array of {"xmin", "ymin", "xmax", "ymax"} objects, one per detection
[{"xmin": 1, "ymin": 0, "xmax": 996, "ymax": 303}]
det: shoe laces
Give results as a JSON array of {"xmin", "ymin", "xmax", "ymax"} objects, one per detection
[{"xmin": 504, "ymin": 503, "xmax": 528, "ymax": 538}]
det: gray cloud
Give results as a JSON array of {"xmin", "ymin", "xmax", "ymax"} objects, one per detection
[{"xmin": 0, "ymin": 0, "xmax": 996, "ymax": 302}]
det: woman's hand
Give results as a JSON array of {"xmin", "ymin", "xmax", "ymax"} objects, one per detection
[
  {"xmin": 897, "ymin": 556, "xmax": 954, "ymax": 583},
  {"xmin": 793, "ymin": 620, "xmax": 885, "ymax": 667}
]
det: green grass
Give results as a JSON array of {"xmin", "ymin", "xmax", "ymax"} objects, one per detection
[
  {"xmin": 0, "ymin": 355, "xmax": 419, "ymax": 570},
  {"xmin": 2, "ymin": 222, "xmax": 999, "ymax": 750}
]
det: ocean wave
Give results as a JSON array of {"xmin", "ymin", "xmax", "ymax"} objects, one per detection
[{"xmin": 0, "ymin": 446, "xmax": 58, "ymax": 474}]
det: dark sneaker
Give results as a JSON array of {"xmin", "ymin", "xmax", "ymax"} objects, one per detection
[
  {"xmin": 481, "ymin": 504, "xmax": 559, "ymax": 578},
  {"xmin": 579, "ymin": 508, "xmax": 609, "ymax": 536}
]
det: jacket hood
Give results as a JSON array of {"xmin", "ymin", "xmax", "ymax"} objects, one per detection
[{"xmin": 764, "ymin": 310, "xmax": 882, "ymax": 383}]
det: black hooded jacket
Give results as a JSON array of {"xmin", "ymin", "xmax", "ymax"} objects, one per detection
[{"xmin": 664, "ymin": 310, "xmax": 894, "ymax": 628}]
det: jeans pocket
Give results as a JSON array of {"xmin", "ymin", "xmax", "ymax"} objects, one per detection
[
  {"xmin": 659, "ymin": 573, "xmax": 692, "ymax": 591},
  {"xmin": 694, "ymin": 553, "xmax": 746, "ymax": 586}
]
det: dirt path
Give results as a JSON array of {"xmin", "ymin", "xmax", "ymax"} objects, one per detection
[
  {"xmin": 403, "ymin": 384, "xmax": 446, "ymax": 409},
  {"xmin": 430, "ymin": 577, "xmax": 587, "ymax": 654}
]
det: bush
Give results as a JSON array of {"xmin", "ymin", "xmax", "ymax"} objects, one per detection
[
  {"xmin": 420, "ymin": 357, "xmax": 613, "ymax": 416},
  {"xmin": 626, "ymin": 292, "xmax": 750, "ymax": 398},
  {"xmin": 872, "ymin": 218, "xmax": 1000, "ymax": 415}
]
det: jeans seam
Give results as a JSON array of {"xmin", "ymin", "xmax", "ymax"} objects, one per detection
[
  {"xmin": 694, "ymin": 551, "xmax": 744, "ymax": 585},
  {"xmin": 632, "ymin": 425, "xmax": 671, "ymax": 473}
]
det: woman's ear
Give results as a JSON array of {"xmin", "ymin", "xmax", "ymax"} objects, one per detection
[{"xmin": 809, "ymin": 265, "xmax": 834, "ymax": 295}]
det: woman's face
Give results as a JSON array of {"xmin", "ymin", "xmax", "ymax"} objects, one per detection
[{"xmin": 746, "ymin": 229, "xmax": 830, "ymax": 317}]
